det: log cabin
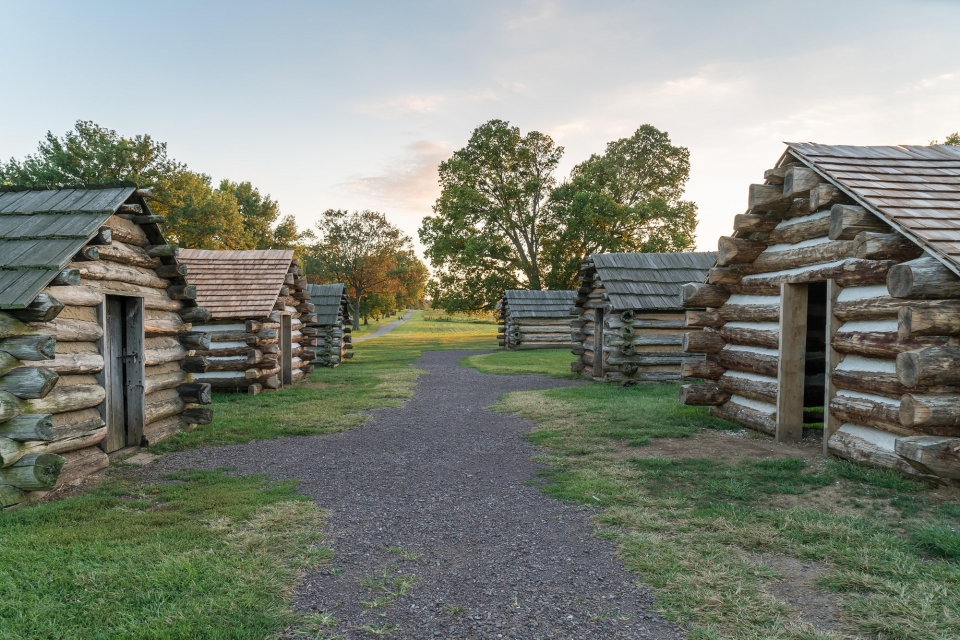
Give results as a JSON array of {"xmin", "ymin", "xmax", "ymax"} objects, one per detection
[
  {"xmin": 497, "ymin": 289, "xmax": 576, "ymax": 350},
  {"xmin": 0, "ymin": 184, "xmax": 213, "ymax": 507},
  {"xmin": 680, "ymin": 143, "xmax": 960, "ymax": 483},
  {"xmin": 571, "ymin": 252, "xmax": 717, "ymax": 384},
  {"xmin": 179, "ymin": 249, "xmax": 315, "ymax": 395},
  {"xmin": 305, "ymin": 283, "xmax": 353, "ymax": 367}
]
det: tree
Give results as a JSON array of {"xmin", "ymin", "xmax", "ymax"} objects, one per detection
[
  {"xmin": 419, "ymin": 120, "xmax": 699, "ymax": 311},
  {"xmin": 306, "ymin": 210, "xmax": 426, "ymax": 330},
  {"xmin": 541, "ymin": 126, "xmax": 698, "ymax": 289},
  {"xmin": 0, "ymin": 120, "xmax": 310, "ymax": 251},
  {"xmin": 419, "ymin": 119, "xmax": 562, "ymax": 311},
  {"xmin": 943, "ymin": 133, "xmax": 960, "ymax": 146},
  {"xmin": 162, "ymin": 172, "xmax": 247, "ymax": 249}
]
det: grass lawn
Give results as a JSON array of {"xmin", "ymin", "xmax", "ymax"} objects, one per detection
[
  {"xmin": 496, "ymin": 382, "xmax": 960, "ymax": 639},
  {"xmin": 0, "ymin": 469, "xmax": 332, "ymax": 639},
  {"xmin": 460, "ymin": 348, "xmax": 579, "ymax": 379},
  {"xmin": 151, "ymin": 310, "xmax": 498, "ymax": 453}
]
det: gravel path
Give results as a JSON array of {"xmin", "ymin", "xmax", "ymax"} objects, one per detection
[
  {"xmin": 352, "ymin": 310, "xmax": 414, "ymax": 343},
  {"xmin": 162, "ymin": 350, "xmax": 684, "ymax": 639}
]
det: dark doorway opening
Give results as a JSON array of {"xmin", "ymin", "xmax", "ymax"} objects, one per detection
[
  {"xmin": 100, "ymin": 296, "xmax": 145, "ymax": 453},
  {"xmin": 803, "ymin": 282, "xmax": 827, "ymax": 429}
]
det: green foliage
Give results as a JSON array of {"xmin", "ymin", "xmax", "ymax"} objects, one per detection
[
  {"xmin": 543, "ymin": 126, "xmax": 698, "ymax": 289},
  {"xmin": 932, "ymin": 132, "xmax": 960, "ymax": 146},
  {"xmin": 0, "ymin": 470, "xmax": 331, "ymax": 638},
  {"xmin": 419, "ymin": 120, "xmax": 699, "ymax": 310},
  {"xmin": 419, "ymin": 119, "xmax": 563, "ymax": 310},
  {"xmin": 0, "ymin": 120, "xmax": 184, "ymax": 190},
  {"xmin": 306, "ymin": 209, "xmax": 427, "ymax": 329},
  {"xmin": 0, "ymin": 120, "xmax": 309, "ymax": 252}
]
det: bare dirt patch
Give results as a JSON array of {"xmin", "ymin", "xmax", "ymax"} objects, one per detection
[
  {"xmin": 620, "ymin": 428, "xmax": 824, "ymax": 464},
  {"xmin": 747, "ymin": 552, "xmax": 849, "ymax": 635}
]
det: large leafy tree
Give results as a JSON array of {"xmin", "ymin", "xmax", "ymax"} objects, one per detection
[
  {"xmin": 419, "ymin": 120, "xmax": 699, "ymax": 311},
  {"xmin": 541, "ymin": 126, "xmax": 698, "ymax": 289},
  {"xmin": 419, "ymin": 119, "xmax": 563, "ymax": 311},
  {"xmin": 306, "ymin": 210, "xmax": 427, "ymax": 329},
  {"xmin": 0, "ymin": 120, "xmax": 309, "ymax": 251}
]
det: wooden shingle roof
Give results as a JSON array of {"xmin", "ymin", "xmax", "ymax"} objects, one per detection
[
  {"xmin": 306, "ymin": 283, "xmax": 349, "ymax": 325},
  {"xmin": 500, "ymin": 290, "xmax": 576, "ymax": 319},
  {"xmin": 590, "ymin": 252, "xmax": 718, "ymax": 310},
  {"xmin": 179, "ymin": 249, "xmax": 294, "ymax": 320},
  {"xmin": 0, "ymin": 186, "xmax": 136, "ymax": 308},
  {"xmin": 787, "ymin": 143, "xmax": 960, "ymax": 275}
]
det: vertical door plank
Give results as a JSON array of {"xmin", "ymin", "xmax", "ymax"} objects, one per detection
[
  {"xmin": 777, "ymin": 283, "xmax": 808, "ymax": 443},
  {"xmin": 593, "ymin": 308, "xmax": 604, "ymax": 378},
  {"xmin": 281, "ymin": 314, "xmax": 293, "ymax": 387},
  {"xmin": 102, "ymin": 297, "xmax": 126, "ymax": 452},
  {"xmin": 124, "ymin": 297, "xmax": 145, "ymax": 446},
  {"xmin": 822, "ymin": 279, "xmax": 842, "ymax": 455}
]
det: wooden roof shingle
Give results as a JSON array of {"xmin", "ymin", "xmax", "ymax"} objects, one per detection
[
  {"xmin": 0, "ymin": 186, "xmax": 136, "ymax": 308},
  {"xmin": 501, "ymin": 289, "xmax": 576, "ymax": 319},
  {"xmin": 787, "ymin": 143, "xmax": 960, "ymax": 275},
  {"xmin": 306, "ymin": 283, "xmax": 350, "ymax": 325},
  {"xmin": 179, "ymin": 249, "xmax": 294, "ymax": 320},
  {"xmin": 590, "ymin": 252, "xmax": 717, "ymax": 310}
]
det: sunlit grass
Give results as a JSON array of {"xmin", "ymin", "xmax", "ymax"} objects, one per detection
[
  {"xmin": 460, "ymin": 348, "xmax": 578, "ymax": 379},
  {"xmin": 151, "ymin": 310, "xmax": 498, "ymax": 452}
]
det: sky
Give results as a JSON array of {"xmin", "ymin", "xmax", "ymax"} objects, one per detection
[{"xmin": 2, "ymin": 0, "xmax": 959, "ymax": 258}]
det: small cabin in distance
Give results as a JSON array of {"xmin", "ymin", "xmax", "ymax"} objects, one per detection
[
  {"xmin": 305, "ymin": 283, "xmax": 353, "ymax": 367},
  {"xmin": 0, "ymin": 185, "xmax": 213, "ymax": 507},
  {"xmin": 680, "ymin": 143, "xmax": 960, "ymax": 484},
  {"xmin": 571, "ymin": 252, "xmax": 717, "ymax": 384},
  {"xmin": 179, "ymin": 249, "xmax": 315, "ymax": 395},
  {"xmin": 497, "ymin": 290, "xmax": 576, "ymax": 350}
]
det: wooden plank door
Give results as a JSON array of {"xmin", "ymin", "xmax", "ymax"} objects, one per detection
[
  {"xmin": 100, "ymin": 297, "xmax": 127, "ymax": 452},
  {"xmin": 123, "ymin": 297, "xmax": 145, "ymax": 446},
  {"xmin": 593, "ymin": 308, "xmax": 605, "ymax": 378},
  {"xmin": 98, "ymin": 296, "xmax": 145, "ymax": 452},
  {"xmin": 822, "ymin": 279, "xmax": 842, "ymax": 455},
  {"xmin": 281, "ymin": 314, "xmax": 292, "ymax": 387},
  {"xmin": 776, "ymin": 283, "xmax": 809, "ymax": 443}
]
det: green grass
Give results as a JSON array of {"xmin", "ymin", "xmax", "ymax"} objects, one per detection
[
  {"xmin": 460, "ymin": 348, "xmax": 579, "ymax": 378},
  {"xmin": 497, "ymin": 382, "xmax": 960, "ymax": 639},
  {"xmin": 151, "ymin": 310, "xmax": 498, "ymax": 452},
  {"xmin": 0, "ymin": 469, "xmax": 332, "ymax": 639}
]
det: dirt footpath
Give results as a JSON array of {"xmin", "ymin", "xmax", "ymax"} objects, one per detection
[{"xmin": 161, "ymin": 350, "xmax": 685, "ymax": 639}]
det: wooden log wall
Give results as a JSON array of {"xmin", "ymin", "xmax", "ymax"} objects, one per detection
[
  {"xmin": 570, "ymin": 267, "xmax": 700, "ymax": 385},
  {"xmin": 307, "ymin": 289, "xmax": 352, "ymax": 368},
  {"xmin": 191, "ymin": 260, "xmax": 316, "ymax": 393},
  {"xmin": 498, "ymin": 304, "xmax": 573, "ymax": 351},
  {"xmin": 1, "ymin": 206, "xmax": 214, "ymax": 507},
  {"xmin": 679, "ymin": 157, "xmax": 960, "ymax": 482}
]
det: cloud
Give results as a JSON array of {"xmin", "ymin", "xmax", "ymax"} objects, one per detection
[
  {"xmin": 354, "ymin": 93, "xmax": 448, "ymax": 117},
  {"xmin": 897, "ymin": 72, "xmax": 957, "ymax": 94},
  {"xmin": 341, "ymin": 140, "xmax": 450, "ymax": 214}
]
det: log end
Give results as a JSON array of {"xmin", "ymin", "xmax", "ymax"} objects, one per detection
[{"xmin": 896, "ymin": 351, "xmax": 921, "ymax": 388}]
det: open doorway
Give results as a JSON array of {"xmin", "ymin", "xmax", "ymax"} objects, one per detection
[
  {"xmin": 803, "ymin": 282, "xmax": 827, "ymax": 431},
  {"xmin": 777, "ymin": 281, "xmax": 828, "ymax": 442},
  {"xmin": 99, "ymin": 295, "xmax": 145, "ymax": 452}
]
